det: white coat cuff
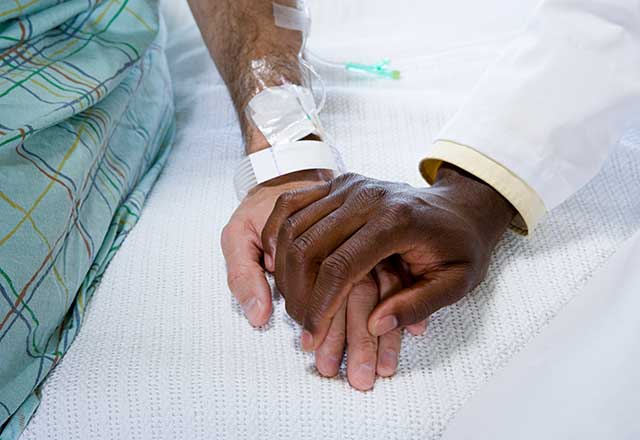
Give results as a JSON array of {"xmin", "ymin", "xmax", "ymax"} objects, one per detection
[{"xmin": 420, "ymin": 140, "xmax": 547, "ymax": 235}]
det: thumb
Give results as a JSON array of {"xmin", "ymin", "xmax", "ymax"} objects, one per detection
[
  {"xmin": 221, "ymin": 222, "xmax": 273, "ymax": 327},
  {"xmin": 368, "ymin": 275, "xmax": 469, "ymax": 336}
]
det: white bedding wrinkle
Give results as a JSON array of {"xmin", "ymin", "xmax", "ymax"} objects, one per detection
[{"xmin": 22, "ymin": 1, "xmax": 640, "ymax": 439}]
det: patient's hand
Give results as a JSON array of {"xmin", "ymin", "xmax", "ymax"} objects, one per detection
[
  {"xmin": 221, "ymin": 169, "xmax": 332, "ymax": 327},
  {"xmin": 315, "ymin": 261, "xmax": 427, "ymax": 390},
  {"xmin": 262, "ymin": 167, "xmax": 515, "ymax": 352}
]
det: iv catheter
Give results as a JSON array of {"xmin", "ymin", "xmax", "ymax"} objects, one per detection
[
  {"xmin": 304, "ymin": 51, "xmax": 401, "ymax": 80},
  {"xmin": 274, "ymin": 1, "xmax": 401, "ymax": 114}
]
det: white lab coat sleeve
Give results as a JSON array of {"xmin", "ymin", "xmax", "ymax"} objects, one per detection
[{"xmin": 435, "ymin": 0, "xmax": 640, "ymax": 211}]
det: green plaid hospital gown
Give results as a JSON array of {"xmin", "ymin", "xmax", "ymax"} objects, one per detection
[{"xmin": 0, "ymin": 1, "xmax": 174, "ymax": 437}]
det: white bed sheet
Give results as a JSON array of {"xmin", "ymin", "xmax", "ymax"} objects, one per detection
[
  {"xmin": 22, "ymin": 1, "xmax": 640, "ymax": 439},
  {"xmin": 444, "ymin": 229, "xmax": 640, "ymax": 439}
]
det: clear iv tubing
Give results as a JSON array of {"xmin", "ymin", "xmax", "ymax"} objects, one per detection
[
  {"xmin": 301, "ymin": 58, "xmax": 327, "ymax": 113},
  {"xmin": 297, "ymin": 1, "xmax": 327, "ymax": 113},
  {"xmin": 304, "ymin": 50, "xmax": 345, "ymax": 70},
  {"xmin": 297, "ymin": 1, "xmax": 400, "ymax": 115}
]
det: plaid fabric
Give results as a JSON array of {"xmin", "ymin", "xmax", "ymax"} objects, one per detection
[{"xmin": 0, "ymin": 1, "xmax": 174, "ymax": 438}]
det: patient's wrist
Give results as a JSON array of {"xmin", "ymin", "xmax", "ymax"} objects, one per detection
[
  {"xmin": 246, "ymin": 134, "xmax": 334, "ymax": 194},
  {"xmin": 240, "ymin": 133, "xmax": 341, "ymax": 199},
  {"xmin": 249, "ymin": 168, "xmax": 333, "ymax": 197}
]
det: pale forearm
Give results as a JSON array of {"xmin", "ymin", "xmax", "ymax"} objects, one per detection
[{"xmin": 187, "ymin": 0, "xmax": 305, "ymax": 153}]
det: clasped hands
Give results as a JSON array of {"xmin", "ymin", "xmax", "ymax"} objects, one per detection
[{"xmin": 222, "ymin": 166, "xmax": 514, "ymax": 390}]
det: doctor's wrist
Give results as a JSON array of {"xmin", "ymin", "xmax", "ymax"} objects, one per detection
[{"xmin": 434, "ymin": 163, "xmax": 516, "ymax": 240}]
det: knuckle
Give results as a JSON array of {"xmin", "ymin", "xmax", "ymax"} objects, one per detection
[
  {"xmin": 348, "ymin": 291, "xmax": 376, "ymax": 310},
  {"xmin": 334, "ymin": 172, "xmax": 362, "ymax": 186},
  {"xmin": 275, "ymin": 191, "xmax": 296, "ymax": 209},
  {"xmin": 385, "ymin": 326, "xmax": 404, "ymax": 339},
  {"xmin": 286, "ymin": 237, "xmax": 312, "ymax": 269},
  {"xmin": 291, "ymin": 233, "xmax": 313, "ymax": 257},
  {"xmin": 320, "ymin": 252, "xmax": 352, "ymax": 282},
  {"xmin": 350, "ymin": 280, "xmax": 378, "ymax": 306},
  {"xmin": 350, "ymin": 335, "xmax": 378, "ymax": 353},
  {"xmin": 358, "ymin": 182, "xmax": 389, "ymax": 202},
  {"xmin": 353, "ymin": 274, "xmax": 377, "ymax": 292},
  {"xmin": 376, "ymin": 201, "xmax": 413, "ymax": 232},
  {"xmin": 281, "ymin": 216, "xmax": 297, "ymax": 237},
  {"xmin": 324, "ymin": 328, "xmax": 347, "ymax": 345},
  {"xmin": 386, "ymin": 199, "xmax": 413, "ymax": 220}
]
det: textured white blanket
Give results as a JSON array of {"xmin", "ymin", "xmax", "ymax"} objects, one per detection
[{"xmin": 22, "ymin": 1, "xmax": 640, "ymax": 439}]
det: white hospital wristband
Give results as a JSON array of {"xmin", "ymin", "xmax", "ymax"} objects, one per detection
[{"xmin": 233, "ymin": 140, "xmax": 342, "ymax": 200}]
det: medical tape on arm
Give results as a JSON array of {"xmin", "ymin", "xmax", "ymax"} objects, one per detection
[
  {"xmin": 233, "ymin": 84, "xmax": 343, "ymax": 200},
  {"xmin": 272, "ymin": 3, "xmax": 310, "ymax": 33},
  {"xmin": 233, "ymin": 4, "xmax": 343, "ymax": 201}
]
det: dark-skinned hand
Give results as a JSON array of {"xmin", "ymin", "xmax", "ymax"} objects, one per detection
[
  {"xmin": 221, "ymin": 169, "xmax": 426, "ymax": 390},
  {"xmin": 261, "ymin": 165, "xmax": 516, "ymax": 351}
]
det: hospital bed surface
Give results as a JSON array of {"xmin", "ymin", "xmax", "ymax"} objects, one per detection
[{"xmin": 22, "ymin": 1, "xmax": 640, "ymax": 438}]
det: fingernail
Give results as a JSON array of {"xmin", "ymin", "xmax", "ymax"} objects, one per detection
[
  {"xmin": 301, "ymin": 330, "xmax": 314, "ymax": 351},
  {"xmin": 264, "ymin": 254, "xmax": 274, "ymax": 271},
  {"xmin": 316, "ymin": 353, "xmax": 340, "ymax": 377},
  {"xmin": 241, "ymin": 298, "xmax": 262, "ymax": 325},
  {"xmin": 374, "ymin": 315, "xmax": 398, "ymax": 335},
  {"xmin": 352, "ymin": 363, "xmax": 375, "ymax": 390},
  {"xmin": 378, "ymin": 350, "xmax": 398, "ymax": 377},
  {"xmin": 408, "ymin": 322, "xmax": 428, "ymax": 336}
]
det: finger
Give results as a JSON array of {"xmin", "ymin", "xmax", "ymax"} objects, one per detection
[
  {"xmin": 302, "ymin": 221, "xmax": 403, "ymax": 350},
  {"xmin": 261, "ymin": 183, "xmax": 330, "ymax": 270},
  {"xmin": 346, "ymin": 276, "xmax": 379, "ymax": 391},
  {"xmin": 314, "ymin": 302, "xmax": 346, "ymax": 378},
  {"xmin": 281, "ymin": 202, "xmax": 369, "ymax": 323},
  {"xmin": 368, "ymin": 272, "xmax": 470, "ymax": 335},
  {"xmin": 406, "ymin": 320, "xmax": 428, "ymax": 336},
  {"xmin": 221, "ymin": 222, "xmax": 273, "ymax": 327},
  {"xmin": 374, "ymin": 263, "xmax": 403, "ymax": 377},
  {"xmin": 273, "ymin": 189, "xmax": 351, "ymax": 322},
  {"xmin": 377, "ymin": 327, "xmax": 402, "ymax": 377},
  {"xmin": 376, "ymin": 257, "xmax": 427, "ymax": 337},
  {"xmin": 277, "ymin": 184, "xmax": 351, "ymax": 250}
]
